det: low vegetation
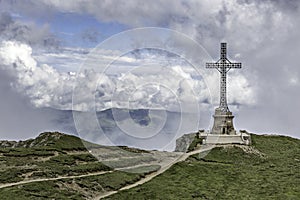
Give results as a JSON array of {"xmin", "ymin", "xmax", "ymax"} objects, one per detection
[
  {"xmin": 187, "ymin": 132, "xmax": 204, "ymax": 152},
  {"xmin": 102, "ymin": 156, "xmax": 156, "ymax": 169},
  {"xmin": 0, "ymin": 132, "xmax": 160, "ymax": 199},
  {"xmin": 0, "ymin": 171, "xmax": 144, "ymax": 200},
  {"xmin": 104, "ymin": 134, "xmax": 300, "ymax": 199},
  {"xmin": 0, "ymin": 133, "xmax": 115, "ymax": 183}
]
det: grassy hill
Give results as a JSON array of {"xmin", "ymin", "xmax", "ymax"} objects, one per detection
[
  {"xmin": 0, "ymin": 132, "xmax": 299, "ymax": 199},
  {"xmin": 0, "ymin": 132, "xmax": 173, "ymax": 199},
  {"xmin": 103, "ymin": 134, "xmax": 300, "ymax": 200},
  {"xmin": 0, "ymin": 132, "xmax": 142, "ymax": 199}
]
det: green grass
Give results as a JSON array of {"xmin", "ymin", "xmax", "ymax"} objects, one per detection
[
  {"xmin": 0, "ymin": 132, "xmax": 113, "ymax": 183},
  {"xmin": 187, "ymin": 133, "xmax": 203, "ymax": 152},
  {"xmin": 104, "ymin": 134, "xmax": 300, "ymax": 200},
  {"xmin": 0, "ymin": 131, "xmax": 157, "ymax": 199},
  {"xmin": 72, "ymin": 171, "xmax": 143, "ymax": 191},
  {"xmin": 30, "ymin": 153, "xmax": 111, "ymax": 178},
  {"xmin": 34, "ymin": 132, "xmax": 95, "ymax": 151},
  {"xmin": 2, "ymin": 148, "xmax": 55, "ymax": 157},
  {"xmin": 0, "ymin": 149, "xmax": 111, "ymax": 182},
  {"xmin": 0, "ymin": 171, "xmax": 144, "ymax": 200},
  {"xmin": 0, "ymin": 179, "xmax": 84, "ymax": 200},
  {"xmin": 102, "ymin": 156, "xmax": 156, "ymax": 168},
  {"xmin": 121, "ymin": 165, "xmax": 161, "ymax": 174},
  {"xmin": 117, "ymin": 146, "xmax": 150, "ymax": 153},
  {"xmin": 0, "ymin": 168, "xmax": 24, "ymax": 183}
]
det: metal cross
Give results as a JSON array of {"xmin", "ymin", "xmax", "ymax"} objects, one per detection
[{"xmin": 206, "ymin": 43, "xmax": 241, "ymax": 113}]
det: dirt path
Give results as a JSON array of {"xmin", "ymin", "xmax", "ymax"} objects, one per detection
[
  {"xmin": 0, "ymin": 171, "xmax": 113, "ymax": 189},
  {"xmin": 94, "ymin": 145, "xmax": 214, "ymax": 199}
]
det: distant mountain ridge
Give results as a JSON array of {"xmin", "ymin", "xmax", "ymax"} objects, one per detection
[{"xmin": 49, "ymin": 107, "xmax": 208, "ymax": 150}]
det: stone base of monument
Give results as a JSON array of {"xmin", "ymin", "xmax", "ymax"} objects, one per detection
[
  {"xmin": 199, "ymin": 131, "xmax": 251, "ymax": 145},
  {"xmin": 211, "ymin": 108, "xmax": 236, "ymax": 135}
]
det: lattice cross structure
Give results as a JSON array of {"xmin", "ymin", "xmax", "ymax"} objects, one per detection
[{"xmin": 206, "ymin": 43, "xmax": 241, "ymax": 113}]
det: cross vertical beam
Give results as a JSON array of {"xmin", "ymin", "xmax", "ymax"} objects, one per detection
[
  {"xmin": 206, "ymin": 43, "xmax": 241, "ymax": 113},
  {"xmin": 220, "ymin": 43, "xmax": 227, "ymax": 60}
]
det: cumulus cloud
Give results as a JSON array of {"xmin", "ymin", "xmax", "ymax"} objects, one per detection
[
  {"xmin": 0, "ymin": 40, "xmax": 73, "ymax": 109},
  {"xmin": 0, "ymin": 40, "xmax": 254, "ymax": 113}
]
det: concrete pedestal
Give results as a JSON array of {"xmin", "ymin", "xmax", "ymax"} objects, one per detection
[
  {"xmin": 211, "ymin": 108, "xmax": 236, "ymax": 135},
  {"xmin": 200, "ymin": 107, "xmax": 251, "ymax": 145}
]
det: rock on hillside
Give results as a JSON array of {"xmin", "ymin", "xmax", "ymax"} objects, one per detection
[{"xmin": 175, "ymin": 132, "xmax": 197, "ymax": 152}]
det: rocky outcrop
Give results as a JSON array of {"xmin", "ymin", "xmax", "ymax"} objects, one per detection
[
  {"xmin": 0, "ymin": 140, "xmax": 17, "ymax": 148},
  {"xmin": 175, "ymin": 132, "xmax": 197, "ymax": 152},
  {"xmin": 175, "ymin": 130, "xmax": 207, "ymax": 152}
]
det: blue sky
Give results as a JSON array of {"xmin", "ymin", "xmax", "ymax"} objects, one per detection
[
  {"xmin": 50, "ymin": 13, "xmax": 128, "ymax": 47},
  {"xmin": 18, "ymin": 10, "xmax": 129, "ymax": 47}
]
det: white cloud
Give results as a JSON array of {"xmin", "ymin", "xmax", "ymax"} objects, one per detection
[
  {"xmin": 0, "ymin": 40, "xmax": 255, "ymax": 113},
  {"xmin": 0, "ymin": 40, "xmax": 73, "ymax": 109}
]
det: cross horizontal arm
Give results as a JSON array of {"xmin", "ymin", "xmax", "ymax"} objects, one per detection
[
  {"xmin": 206, "ymin": 63, "xmax": 222, "ymax": 68},
  {"xmin": 206, "ymin": 62, "xmax": 242, "ymax": 69},
  {"xmin": 229, "ymin": 63, "xmax": 242, "ymax": 68}
]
